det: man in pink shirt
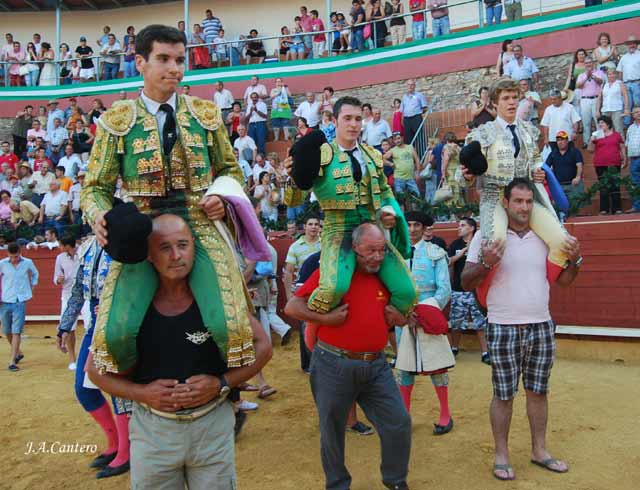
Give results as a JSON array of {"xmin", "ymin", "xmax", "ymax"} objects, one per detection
[
  {"xmin": 576, "ymin": 56, "xmax": 605, "ymax": 148},
  {"xmin": 6, "ymin": 41, "xmax": 26, "ymax": 86},
  {"xmin": 310, "ymin": 9, "xmax": 326, "ymax": 59},
  {"xmin": 299, "ymin": 5, "xmax": 315, "ymax": 59},
  {"xmin": 462, "ymin": 178, "xmax": 581, "ymax": 482}
]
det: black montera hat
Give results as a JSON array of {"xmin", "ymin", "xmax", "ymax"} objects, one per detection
[
  {"xmin": 459, "ymin": 140, "xmax": 488, "ymax": 176},
  {"xmin": 104, "ymin": 201, "xmax": 152, "ymax": 264}
]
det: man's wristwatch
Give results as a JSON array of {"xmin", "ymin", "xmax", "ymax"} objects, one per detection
[
  {"xmin": 480, "ymin": 256, "xmax": 493, "ymax": 270},
  {"xmin": 218, "ymin": 375, "xmax": 231, "ymax": 397},
  {"xmin": 570, "ymin": 256, "xmax": 583, "ymax": 268}
]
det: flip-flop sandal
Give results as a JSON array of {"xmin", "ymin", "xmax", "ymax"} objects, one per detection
[
  {"xmin": 258, "ymin": 385, "xmax": 277, "ymax": 399},
  {"xmin": 493, "ymin": 464, "xmax": 515, "ymax": 481},
  {"xmin": 239, "ymin": 383, "xmax": 260, "ymax": 392},
  {"xmin": 531, "ymin": 458, "xmax": 568, "ymax": 473}
]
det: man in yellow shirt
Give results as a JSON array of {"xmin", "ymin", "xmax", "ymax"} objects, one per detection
[{"xmin": 55, "ymin": 166, "xmax": 73, "ymax": 193}]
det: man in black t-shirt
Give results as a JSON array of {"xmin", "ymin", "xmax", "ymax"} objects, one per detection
[
  {"xmin": 447, "ymin": 217, "xmax": 490, "ymax": 364},
  {"xmin": 422, "ymin": 214, "xmax": 448, "ymax": 251},
  {"xmin": 88, "ymin": 214, "xmax": 271, "ymax": 488},
  {"xmin": 75, "ymin": 36, "xmax": 96, "ymax": 82}
]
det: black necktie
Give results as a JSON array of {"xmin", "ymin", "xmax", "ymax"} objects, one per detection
[
  {"xmin": 345, "ymin": 149, "xmax": 362, "ymax": 183},
  {"xmin": 409, "ymin": 246, "xmax": 415, "ymax": 270},
  {"xmin": 507, "ymin": 124, "xmax": 521, "ymax": 158},
  {"xmin": 159, "ymin": 103, "xmax": 176, "ymax": 156}
]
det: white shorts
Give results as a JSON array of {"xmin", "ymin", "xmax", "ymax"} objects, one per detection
[{"xmin": 79, "ymin": 67, "xmax": 95, "ymax": 79}]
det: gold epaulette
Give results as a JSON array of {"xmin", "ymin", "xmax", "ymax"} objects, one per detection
[
  {"xmin": 320, "ymin": 143, "xmax": 333, "ymax": 166},
  {"xmin": 97, "ymin": 100, "xmax": 136, "ymax": 137},
  {"xmin": 183, "ymin": 95, "xmax": 222, "ymax": 131},
  {"xmin": 362, "ymin": 144, "xmax": 384, "ymax": 168},
  {"xmin": 466, "ymin": 121, "xmax": 498, "ymax": 148}
]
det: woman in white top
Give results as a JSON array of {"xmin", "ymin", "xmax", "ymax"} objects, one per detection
[
  {"xmin": 496, "ymin": 39, "xmax": 515, "ymax": 76},
  {"xmin": 596, "ymin": 67, "xmax": 630, "ymax": 134},
  {"xmin": 59, "ymin": 43, "xmax": 73, "ymax": 85},
  {"xmin": 38, "ymin": 42, "xmax": 57, "ymax": 86},
  {"xmin": 253, "ymin": 171, "xmax": 279, "ymax": 223},
  {"xmin": 593, "ymin": 32, "xmax": 619, "ymax": 72}
]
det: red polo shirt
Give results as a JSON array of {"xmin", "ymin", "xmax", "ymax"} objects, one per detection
[
  {"xmin": 296, "ymin": 269, "xmax": 390, "ymax": 352},
  {"xmin": 0, "ymin": 153, "xmax": 18, "ymax": 172}
]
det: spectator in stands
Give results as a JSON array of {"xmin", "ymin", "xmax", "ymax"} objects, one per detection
[
  {"xmin": 123, "ymin": 36, "xmax": 138, "ymax": 78},
  {"xmin": 68, "ymin": 171, "xmax": 84, "ymax": 227},
  {"xmin": 6, "ymin": 174, "xmax": 23, "ymax": 201},
  {"xmin": 202, "ymin": 9, "xmax": 223, "ymax": 52},
  {"xmin": 100, "ymin": 34, "xmax": 122, "ymax": 81},
  {"xmin": 213, "ymin": 80, "xmax": 234, "ymax": 123},
  {"xmin": 546, "ymin": 130, "xmax": 584, "ymax": 208},
  {"xmin": 66, "ymin": 106, "xmax": 87, "ymax": 131},
  {"xmin": 564, "ymin": 48, "xmax": 587, "ymax": 122},
  {"xmin": 388, "ymin": 0, "xmax": 406, "ymax": 46},
  {"xmin": 212, "ymin": 28, "xmax": 229, "ymax": 66},
  {"xmin": 251, "ymin": 153, "xmax": 275, "ymax": 187},
  {"xmin": 485, "ymin": 0, "xmax": 503, "ymax": 26},
  {"xmin": 448, "ymin": 217, "xmax": 490, "ymax": 362},
  {"xmin": 0, "ymin": 142, "xmax": 18, "ymax": 172},
  {"xmin": 504, "ymin": 0, "xmax": 522, "ymax": 22},
  {"xmin": 69, "ymin": 60, "xmax": 80, "ymax": 84},
  {"xmin": 10, "ymin": 198, "xmax": 39, "ymax": 234},
  {"xmin": 617, "ymin": 35, "xmax": 640, "ymax": 122},
  {"xmin": 27, "ymin": 227, "xmax": 59, "ymax": 250},
  {"xmin": 328, "ymin": 12, "xmax": 341, "ymax": 55},
  {"xmin": 123, "ymin": 25, "xmax": 135, "ymax": 47},
  {"xmin": 320, "ymin": 111, "xmax": 336, "ymax": 143},
  {"xmin": 594, "ymin": 32, "xmax": 619, "ymax": 72},
  {"xmin": 441, "ymin": 132, "xmax": 464, "ymax": 207},
  {"xmin": 38, "ymin": 42, "xmax": 56, "ymax": 86},
  {"xmin": 11, "ymin": 106, "xmax": 33, "ymax": 159},
  {"xmin": 36, "ymin": 105, "xmax": 47, "ymax": 129},
  {"xmin": 363, "ymin": 108, "xmax": 392, "ymax": 151},
  {"xmin": 177, "ymin": 20, "xmax": 194, "ymax": 44},
  {"xmin": 33, "ymin": 148, "xmax": 52, "ymax": 172},
  {"xmin": 233, "ymin": 148, "xmax": 252, "ymax": 187},
  {"xmin": 428, "ymin": 0, "xmax": 450, "ymax": 37},
  {"xmin": 423, "ymin": 214, "xmax": 447, "ymax": 250},
  {"xmin": 1, "ymin": 33, "xmax": 13, "ymax": 81},
  {"xmin": 300, "ymin": 6, "xmax": 314, "ymax": 59},
  {"xmin": 27, "ymin": 119, "xmax": 46, "ymax": 142},
  {"xmin": 233, "ymin": 124, "xmax": 258, "ymax": 165},
  {"xmin": 310, "ymin": 10, "xmax": 327, "ymax": 58},
  {"xmin": 589, "ymin": 115, "xmax": 627, "ymax": 215},
  {"xmin": 246, "ymin": 92, "xmax": 269, "ymax": 155},
  {"xmin": 410, "ymin": 0, "xmax": 426, "ymax": 41},
  {"xmin": 70, "ymin": 119, "xmax": 93, "ymax": 167},
  {"xmin": 576, "ymin": 57, "xmax": 605, "ymax": 148},
  {"xmin": 350, "ymin": 0, "xmax": 366, "ymax": 53},
  {"xmin": 88, "ymin": 98, "xmax": 105, "ymax": 124},
  {"xmin": 54, "ymin": 235, "xmax": 81, "ymax": 370},
  {"xmin": 295, "ymin": 92, "xmax": 322, "ymax": 129},
  {"xmin": 295, "ymin": 117, "xmax": 313, "ymax": 141},
  {"xmin": 1, "ymin": 241, "xmax": 38, "ymax": 372},
  {"xmin": 496, "ymin": 39, "xmax": 514, "ymax": 76},
  {"xmin": 63, "ymin": 97, "xmax": 79, "ymax": 124},
  {"xmin": 190, "ymin": 24, "xmax": 210, "ymax": 69},
  {"xmin": 245, "ymin": 29, "xmax": 267, "ymax": 64},
  {"xmin": 55, "ymin": 166, "xmax": 73, "ymax": 193},
  {"xmin": 31, "ymin": 161, "xmax": 55, "ymax": 207},
  {"xmin": 18, "ymin": 164, "xmax": 33, "ymax": 202},
  {"xmin": 289, "ymin": 16, "xmax": 307, "ymax": 60},
  {"xmin": 386, "ymin": 132, "xmax": 420, "ymax": 208},
  {"xmin": 47, "ymin": 118, "xmax": 68, "ymax": 165},
  {"xmin": 6, "ymin": 41, "xmax": 25, "ymax": 86},
  {"xmin": 362, "ymin": 103, "xmax": 373, "ymax": 128},
  {"xmin": 471, "ymin": 86, "xmax": 497, "ymax": 128},
  {"xmin": 0, "ymin": 191, "xmax": 14, "ymax": 229},
  {"xmin": 400, "ymin": 79, "xmax": 429, "ymax": 144},
  {"xmin": 337, "ymin": 13, "xmax": 351, "ymax": 52},
  {"xmin": 541, "ymin": 88, "xmax": 581, "ymax": 150},
  {"xmin": 517, "ymin": 79, "xmax": 542, "ymax": 125},
  {"xmin": 253, "ymin": 171, "xmax": 279, "ymax": 223},
  {"xmin": 270, "ymin": 78, "xmax": 292, "ymax": 142},
  {"xmin": 626, "ymin": 107, "xmax": 640, "ymax": 213},
  {"xmin": 227, "ymin": 102, "xmax": 246, "ymax": 144},
  {"xmin": 75, "ymin": 36, "xmax": 96, "ymax": 82},
  {"xmin": 596, "ymin": 67, "xmax": 629, "ymax": 135},
  {"xmin": 96, "ymin": 25, "xmax": 111, "ymax": 48},
  {"xmin": 38, "ymin": 180, "xmax": 68, "ymax": 237},
  {"xmin": 280, "ymin": 26, "xmax": 293, "ymax": 59},
  {"xmin": 504, "ymin": 44, "xmax": 540, "ymax": 91},
  {"xmin": 243, "ymin": 75, "xmax": 268, "ymax": 106},
  {"xmin": 23, "ymin": 42, "xmax": 39, "ymax": 87},
  {"xmin": 367, "ymin": 0, "xmax": 388, "ymax": 49},
  {"xmin": 319, "ymin": 86, "xmax": 337, "ymax": 114}
]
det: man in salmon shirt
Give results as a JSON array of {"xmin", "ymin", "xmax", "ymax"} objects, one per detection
[{"xmin": 285, "ymin": 222, "xmax": 412, "ymax": 490}]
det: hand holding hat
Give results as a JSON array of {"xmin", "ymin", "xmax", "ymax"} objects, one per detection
[
  {"xmin": 103, "ymin": 201, "xmax": 153, "ymax": 264},
  {"xmin": 289, "ymin": 130, "xmax": 328, "ymax": 190},
  {"xmin": 460, "ymin": 140, "xmax": 488, "ymax": 177}
]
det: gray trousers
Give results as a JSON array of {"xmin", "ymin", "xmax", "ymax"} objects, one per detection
[
  {"xmin": 310, "ymin": 346, "xmax": 412, "ymax": 490},
  {"xmin": 129, "ymin": 401, "xmax": 236, "ymax": 490}
]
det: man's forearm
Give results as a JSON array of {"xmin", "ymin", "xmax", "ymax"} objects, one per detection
[
  {"xmin": 556, "ymin": 263, "xmax": 579, "ymax": 287},
  {"xmin": 283, "ymin": 269, "xmax": 294, "ymax": 299},
  {"xmin": 461, "ymin": 262, "xmax": 491, "ymax": 291},
  {"xmin": 284, "ymin": 296, "xmax": 326, "ymax": 323},
  {"xmin": 224, "ymin": 315, "xmax": 272, "ymax": 388},
  {"xmin": 87, "ymin": 358, "xmax": 145, "ymax": 402}
]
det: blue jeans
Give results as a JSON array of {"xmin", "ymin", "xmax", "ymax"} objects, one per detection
[
  {"xmin": 309, "ymin": 346, "xmax": 411, "ymax": 490},
  {"xmin": 74, "ymin": 298, "xmax": 107, "ymax": 412},
  {"xmin": 230, "ymin": 47, "xmax": 242, "ymax": 66},
  {"xmin": 286, "ymin": 204, "xmax": 306, "ymax": 221},
  {"xmin": 412, "ymin": 20, "xmax": 425, "ymax": 40},
  {"xmin": 423, "ymin": 174, "xmax": 438, "ymax": 203},
  {"xmin": 248, "ymin": 121, "xmax": 267, "ymax": 155},
  {"xmin": 432, "ymin": 16, "xmax": 450, "ymax": 37},
  {"xmin": 486, "ymin": 4, "xmax": 503, "ymax": 25},
  {"xmin": 123, "ymin": 60, "xmax": 138, "ymax": 78},
  {"xmin": 630, "ymin": 157, "xmax": 640, "ymax": 210},
  {"xmin": 351, "ymin": 29, "xmax": 365, "ymax": 52},
  {"xmin": 1, "ymin": 301, "xmax": 26, "ymax": 335},
  {"xmin": 44, "ymin": 217, "xmax": 68, "ymax": 239},
  {"xmin": 103, "ymin": 62, "xmax": 119, "ymax": 80},
  {"xmin": 304, "ymin": 35, "xmax": 314, "ymax": 59},
  {"xmin": 393, "ymin": 178, "xmax": 420, "ymax": 197},
  {"xmin": 625, "ymin": 82, "xmax": 640, "ymax": 127},
  {"xmin": 24, "ymin": 68, "xmax": 39, "ymax": 87}
]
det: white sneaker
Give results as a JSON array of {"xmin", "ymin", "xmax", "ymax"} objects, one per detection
[
  {"xmin": 237, "ymin": 400, "xmax": 259, "ymax": 411},
  {"xmin": 68, "ymin": 362, "xmax": 77, "ymax": 371}
]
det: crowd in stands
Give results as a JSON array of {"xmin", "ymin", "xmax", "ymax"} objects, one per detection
[{"xmin": 1, "ymin": 0, "xmax": 613, "ymax": 86}]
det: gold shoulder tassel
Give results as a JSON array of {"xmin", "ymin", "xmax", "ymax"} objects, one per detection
[
  {"xmin": 207, "ymin": 131, "xmax": 214, "ymax": 147},
  {"xmin": 117, "ymin": 136, "xmax": 125, "ymax": 154}
]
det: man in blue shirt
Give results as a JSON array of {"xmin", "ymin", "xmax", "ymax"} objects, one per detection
[
  {"xmin": 400, "ymin": 79, "xmax": 429, "ymax": 144},
  {"xmin": 545, "ymin": 130, "xmax": 584, "ymax": 200},
  {"xmin": 1, "ymin": 242, "xmax": 39, "ymax": 372}
]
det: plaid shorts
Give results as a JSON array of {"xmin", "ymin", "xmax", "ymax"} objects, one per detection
[
  {"xmin": 487, "ymin": 321, "xmax": 556, "ymax": 400},
  {"xmin": 449, "ymin": 291, "xmax": 487, "ymax": 330}
]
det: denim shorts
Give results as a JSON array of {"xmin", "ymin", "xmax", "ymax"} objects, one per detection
[
  {"xmin": 271, "ymin": 117, "xmax": 290, "ymax": 129},
  {"xmin": 1, "ymin": 301, "xmax": 26, "ymax": 335},
  {"xmin": 290, "ymin": 43, "xmax": 305, "ymax": 54}
]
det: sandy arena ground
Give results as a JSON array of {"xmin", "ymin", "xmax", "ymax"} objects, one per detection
[{"xmin": 1, "ymin": 324, "xmax": 639, "ymax": 490}]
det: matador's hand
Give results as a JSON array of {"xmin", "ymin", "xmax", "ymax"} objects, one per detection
[
  {"xmin": 93, "ymin": 211, "xmax": 108, "ymax": 247},
  {"xmin": 199, "ymin": 194, "xmax": 226, "ymax": 221},
  {"xmin": 284, "ymin": 156, "xmax": 293, "ymax": 176},
  {"xmin": 533, "ymin": 168, "xmax": 546, "ymax": 184}
]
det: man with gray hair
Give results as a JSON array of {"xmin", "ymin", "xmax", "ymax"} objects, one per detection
[
  {"xmin": 540, "ymin": 88, "xmax": 581, "ymax": 151},
  {"xmin": 576, "ymin": 56, "xmax": 605, "ymax": 147},
  {"xmin": 286, "ymin": 222, "xmax": 412, "ymax": 490}
]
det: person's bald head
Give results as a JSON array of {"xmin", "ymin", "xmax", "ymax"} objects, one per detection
[
  {"xmin": 352, "ymin": 223, "xmax": 386, "ymax": 274},
  {"xmin": 147, "ymin": 214, "xmax": 195, "ymax": 281}
]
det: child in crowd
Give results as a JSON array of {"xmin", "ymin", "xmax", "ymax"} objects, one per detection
[
  {"xmin": 392, "ymin": 98, "xmax": 404, "ymax": 137},
  {"xmin": 380, "ymin": 138, "xmax": 395, "ymax": 187},
  {"xmin": 70, "ymin": 60, "xmax": 81, "ymax": 84},
  {"xmin": 319, "ymin": 111, "xmax": 336, "ymax": 143},
  {"xmin": 338, "ymin": 13, "xmax": 350, "ymax": 51}
]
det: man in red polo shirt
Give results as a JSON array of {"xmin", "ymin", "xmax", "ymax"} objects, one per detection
[
  {"xmin": 285, "ymin": 222, "xmax": 412, "ymax": 490},
  {"xmin": 0, "ymin": 141, "xmax": 19, "ymax": 172}
]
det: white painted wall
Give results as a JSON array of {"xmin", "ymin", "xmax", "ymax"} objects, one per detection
[{"xmin": 0, "ymin": 0, "xmax": 584, "ymax": 56}]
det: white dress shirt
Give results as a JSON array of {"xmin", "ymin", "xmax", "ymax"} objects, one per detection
[
  {"xmin": 214, "ymin": 89, "xmax": 235, "ymax": 109},
  {"xmin": 140, "ymin": 91, "xmax": 178, "ymax": 147}
]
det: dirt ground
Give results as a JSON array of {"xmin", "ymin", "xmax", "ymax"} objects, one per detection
[{"xmin": 1, "ymin": 324, "xmax": 639, "ymax": 490}]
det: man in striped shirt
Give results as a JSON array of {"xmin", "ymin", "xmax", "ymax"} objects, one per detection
[{"xmin": 202, "ymin": 9, "xmax": 223, "ymax": 48}]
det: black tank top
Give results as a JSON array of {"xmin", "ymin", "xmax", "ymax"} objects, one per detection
[{"xmin": 133, "ymin": 301, "xmax": 227, "ymax": 384}]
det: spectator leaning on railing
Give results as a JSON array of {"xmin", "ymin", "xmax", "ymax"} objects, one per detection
[
  {"xmin": 428, "ymin": 0, "xmax": 451, "ymax": 37},
  {"xmin": 100, "ymin": 34, "xmax": 122, "ymax": 80},
  {"xmin": 410, "ymin": 0, "xmax": 426, "ymax": 41},
  {"xmin": 504, "ymin": 0, "xmax": 522, "ymax": 22},
  {"xmin": 75, "ymin": 36, "xmax": 95, "ymax": 82}
]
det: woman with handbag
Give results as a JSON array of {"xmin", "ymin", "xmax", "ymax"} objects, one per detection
[
  {"xmin": 270, "ymin": 78, "xmax": 292, "ymax": 141},
  {"xmin": 59, "ymin": 43, "xmax": 73, "ymax": 85},
  {"xmin": 564, "ymin": 48, "xmax": 587, "ymax": 122},
  {"xmin": 439, "ymin": 132, "xmax": 464, "ymax": 207}
]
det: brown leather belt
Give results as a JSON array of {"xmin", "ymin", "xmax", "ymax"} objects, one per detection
[
  {"xmin": 317, "ymin": 340, "xmax": 382, "ymax": 362},
  {"xmin": 139, "ymin": 392, "xmax": 229, "ymax": 423}
]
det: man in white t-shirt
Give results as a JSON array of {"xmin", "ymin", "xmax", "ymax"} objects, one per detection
[
  {"xmin": 233, "ymin": 124, "xmax": 257, "ymax": 164},
  {"xmin": 294, "ymin": 92, "xmax": 321, "ymax": 129},
  {"xmin": 243, "ymin": 75, "xmax": 268, "ymax": 106},
  {"xmin": 38, "ymin": 180, "xmax": 68, "ymax": 238},
  {"xmin": 251, "ymin": 153, "xmax": 274, "ymax": 184},
  {"xmin": 540, "ymin": 89, "xmax": 581, "ymax": 150},
  {"xmin": 616, "ymin": 35, "xmax": 640, "ymax": 124},
  {"xmin": 58, "ymin": 144, "xmax": 81, "ymax": 178},
  {"xmin": 461, "ymin": 178, "xmax": 581, "ymax": 482},
  {"xmin": 213, "ymin": 80, "xmax": 235, "ymax": 122},
  {"xmin": 232, "ymin": 148, "xmax": 252, "ymax": 186},
  {"xmin": 245, "ymin": 92, "xmax": 269, "ymax": 155}
]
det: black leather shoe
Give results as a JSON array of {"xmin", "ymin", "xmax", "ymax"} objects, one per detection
[
  {"xmin": 281, "ymin": 329, "xmax": 292, "ymax": 346},
  {"xmin": 96, "ymin": 461, "xmax": 130, "ymax": 479},
  {"xmin": 384, "ymin": 482, "xmax": 410, "ymax": 490},
  {"xmin": 433, "ymin": 418, "xmax": 454, "ymax": 435},
  {"xmin": 89, "ymin": 452, "xmax": 116, "ymax": 469}
]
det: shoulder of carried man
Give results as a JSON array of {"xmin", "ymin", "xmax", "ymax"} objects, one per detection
[
  {"xmin": 98, "ymin": 100, "xmax": 136, "ymax": 137},
  {"xmin": 183, "ymin": 95, "xmax": 223, "ymax": 131}
]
